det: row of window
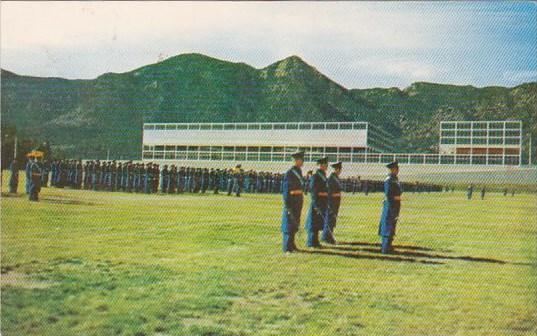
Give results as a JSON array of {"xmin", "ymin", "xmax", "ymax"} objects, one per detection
[
  {"xmin": 142, "ymin": 145, "xmax": 374, "ymax": 154},
  {"xmin": 441, "ymin": 122, "xmax": 521, "ymax": 130},
  {"xmin": 144, "ymin": 122, "xmax": 369, "ymax": 131},
  {"xmin": 441, "ymin": 130, "xmax": 521, "ymax": 137},
  {"xmin": 142, "ymin": 151, "xmax": 520, "ymax": 165},
  {"xmin": 440, "ymin": 138, "xmax": 521, "ymax": 145}
]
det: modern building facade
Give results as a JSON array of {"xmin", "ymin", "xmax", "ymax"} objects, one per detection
[
  {"xmin": 439, "ymin": 121, "xmax": 522, "ymax": 165},
  {"xmin": 142, "ymin": 122, "xmax": 395, "ymax": 163},
  {"xmin": 142, "ymin": 120, "xmax": 523, "ymax": 166}
]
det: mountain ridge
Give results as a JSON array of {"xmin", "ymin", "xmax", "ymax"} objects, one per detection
[{"xmin": 1, "ymin": 53, "xmax": 535, "ymax": 160}]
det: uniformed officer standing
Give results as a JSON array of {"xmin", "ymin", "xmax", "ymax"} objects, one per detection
[
  {"xmin": 281, "ymin": 151, "xmax": 305, "ymax": 253},
  {"xmin": 481, "ymin": 186, "xmax": 486, "ymax": 200},
  {"xmin": 467, "ymin": 184, "xmax": 474, "ymax": 200},
  {"xmin": 25, "ymin": 158, "xmax": 32, "ymax": 194},
  {"xmin": 28, "ymin": 154, "xmax": 43, "ymax": 202},
  {"xmin": 160, "ymin": 165, "xmax": 169, "ymax": 193},
  {"xmin": 9, "ymin": 159, "xmax": 19, "ymax": 194},
  {"xmin": 378, "ymin": 161, "xmax": 402, "ymax": 254},
  {"xmin": 322, "ymin": 161, "xmax": 343, "ymax": 244},
  {"xmin": 305, "ymin": 157, "xmax": 329, "ymax": 248}
]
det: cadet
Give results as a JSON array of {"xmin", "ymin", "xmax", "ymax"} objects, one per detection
[
  {"xmin": 281, "ymin": 151, "xmax": 305, "ymax": 253},
  {"xmin": 28, "ymin": 154, "xmax": 43, "ymax": 202},
  {"xmin": 234, "ymin": 164, "xmax": 243, "ymax": 197},
  {"xmin": 160, "ymin": 165, "xmax": 169, "ymax": 193},
  {"xmin": 467, "ymin": 184, "xmax": 474, "ymax": 200},
  {"xmin": 481, "ymin": 186, "xmax": 486, "ymax": 200},
  {"xmin": 144, "ymin": 163, "xmax": 153, "ymax": 194},
  {"xmin": 213, "ymin": 169, "xmax": 221, "ymax": 194},
  {"xmin": 9, "ymin": 159, "xmax": 19, "ymax": 193},
  {"xmin": 25, "ymin": 158, "xmax": 32, "ymax": 194},
  {"xmin": 378, "ymin": 161, "xmax": 402, "ymax": 254},
  {"xmin": 305, "ymin": 157, "xmax": 329, "ymax": 248},
  {"xmin": 322, "ymin": 161, "xmax": 343, "ymax": 244}
]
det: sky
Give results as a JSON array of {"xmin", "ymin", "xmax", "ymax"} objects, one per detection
[{"xmin": 1, "ymin": 1, "xmax": 536, "ymax": 88}]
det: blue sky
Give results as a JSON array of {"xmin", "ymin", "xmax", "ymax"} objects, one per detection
[{"xmin": 1, "ymin": 1, "xmax": 536, "ymax": 88}]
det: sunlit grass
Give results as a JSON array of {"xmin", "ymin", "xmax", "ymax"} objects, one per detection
[{"xmin": 1, "ymin": 174, "xmax": 536, "ymax": 336}]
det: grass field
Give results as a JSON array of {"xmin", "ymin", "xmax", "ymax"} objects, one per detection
[{"xmin": 1, "ymin": 174, "xmax": 536, "ymax": 336}]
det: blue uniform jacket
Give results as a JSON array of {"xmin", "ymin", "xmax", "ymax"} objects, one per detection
[
  {"xmin": 9, "ymin": 162, "xmax": 19, "ymax": 191},
  {"xmin": 281, "ymin": 166, "xmax": 304, "ymax": 234},
  {"xmin": 29, "ymin": 161, "xmax": 42, "ymax": 193},
  {"xmin": 379, "ymin": 174, "xmax": 402, "ymax": 237},
  {"xmin": 327, "ymin": 173, "xmax": 342, "ymax": 228},
  {"xmin": 305, "ymin": 169, "xmax": 328, "ymax": 231}
]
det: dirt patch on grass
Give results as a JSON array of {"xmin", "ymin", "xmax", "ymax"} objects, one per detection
[{"xmin": 1, "ymin": 272, "xmax": 58, "ymax": 289}]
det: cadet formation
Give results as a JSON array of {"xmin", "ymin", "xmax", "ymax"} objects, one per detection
[
  {"xmin": 6, "ymin": 150, "xmax": 508, "ymax": 255},
  {"xmin": 281, "ymin": 152, "xmax": 401, "ymax": 254}
]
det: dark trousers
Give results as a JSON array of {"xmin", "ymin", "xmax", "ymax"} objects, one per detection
[
  {"xmin": 381, "ymin": 236, "xmax": 394, "ymax": 254},
  {"xmin": 282, "ymin": 232, "xmax": 297, "ymax": 253},
  {"xmin": 307, "ymin": 229, "xmax": 320, "ymax": 248},
  {"xmin": 29, "ymin": 184, "xmax": 39, "ymax": 202},
  {"xmin": 321, "ymin": 222, "xmax": 336, "ymax": 244}
]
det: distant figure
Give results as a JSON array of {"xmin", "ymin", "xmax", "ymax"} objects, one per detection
[
  {"xmin": 322, "ymin": 161, "xmax": 342, "ymax": 245},
  {"xmin": 467, "ymin": 184, "xmax": 474, "ymax": 200},
  {"xmin": 160, "ymin": 165, "xmax": 169, "ymax": 193},
  {"xmin": 511, "ymin": 190, "xmax": 515, "ymax": 197},
  {"xmin": 305, "ymin": 157, "xmax": 329, "ymax": 248},
  {"xmin": 9, "ymin": 159, "xmax": 19, "ymax": 193},
  {"xmin": 379, "ymin": 161, "xmax": 402, "ymax": 254},
  {"xmin": 233, "ymin": 164, "xmax": 243, "ymax": 197},
  {"xmin": 503, "ymin": 188, "xmax": 508, "ymax": 196},
  {"xmin": 481, "ymin": 187, "xmax": 486, "ymax": 200},
  {"xmin": 25, "ymin": 158, "xmax": 32, "ymax": 194},
  {"xmin": 281, "ymin": 151, "xmax": 305, "ymax": 253},
  {"xmin": 28, "ymin": 155, "xmax": 43, "ymax": 201}
]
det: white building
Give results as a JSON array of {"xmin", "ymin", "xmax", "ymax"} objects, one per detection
[
  {"xmin": 439, "ymin": 121, "xmax": 522, "ymax": 165},
  {"xmin": 142, "ymin": 121, "xmax": 395, "ymax": 163},
  {"xmin": 141, "ymin": 120, "xmax": 523, "ymax": 169}
]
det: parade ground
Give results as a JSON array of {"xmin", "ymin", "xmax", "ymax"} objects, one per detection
[{"xmin": 1, "ymin": 175, "xmax": 536, "ymax": 336}]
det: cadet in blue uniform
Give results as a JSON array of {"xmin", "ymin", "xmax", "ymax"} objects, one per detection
[
  {"xmin": 322, "ymin": 161, "xmax": 343, "ymax": 244},
  {"xmin": 281, "ymin": 151, "xmax": 305, "ymax": 253},
  {"xmin": 378, "ymin": 161, "xmax": 402, "ymax": 254},
  {"xmin": 25, "ymin": 159, "xmax": 32, "ymax": 194},
  {"xmin": 9, "ymin": 159, "xmax": 19, "ymax": 194},
  {"xmin": 160, "ymin": 165, "xmax": 169, "ymax": 193},
  {"xmin": 305, "ymin": 157, "xmax": 329, "ymax": 248},
  {"xmin": 467, "ymin": 184, "xmax": 473, "ymax": 200},
  {"xmin": 28, "ymin": 155, "xmax": 43, "ymax": 202}
]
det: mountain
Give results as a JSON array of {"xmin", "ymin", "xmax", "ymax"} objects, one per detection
[{"xmin": 1, "ymin": 53, "xmax": 535, "ymax": 160}]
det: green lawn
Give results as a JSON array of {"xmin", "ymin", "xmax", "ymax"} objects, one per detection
[{"xmin": 1, "ymin": 174, "xmax": 536, "ymax": 336}]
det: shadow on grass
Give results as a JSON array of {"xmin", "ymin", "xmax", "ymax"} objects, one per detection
[
  {"xmin": 298, "ymin": 248, "xmax": 445, "ymax": 265},
  {"xmin": 329, "ymin": 242, "xmax": 529, "ymax": 266},
  {"xmin": 41, "ymin": 196, "xmax": 96, "ymax": 206},
  {"xmin": 1, "ymin": 192, "xmax": 24, "ymax": 198},
  {"xmin": 337, "ymin": 241, "xmax": 445, "ymax": 252}
]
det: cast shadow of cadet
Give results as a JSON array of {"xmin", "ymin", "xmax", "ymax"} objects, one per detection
[
  {"xmin": 327, "ymin": 241, "xmax": 530, "ymax": 266},
  {"xmin": 298, "ymin": 246, "xmax": 445, "ymax": 265}
]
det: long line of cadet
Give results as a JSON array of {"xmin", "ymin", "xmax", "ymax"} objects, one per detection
[
  {"xmin": 6, "ymin": 158, "xmax": 446, "ymax": 196},
  {"xmin": 31, "ymin": 159, "xmax": 444, "ymax": 195}
]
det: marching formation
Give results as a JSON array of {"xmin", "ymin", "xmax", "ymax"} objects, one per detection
[{"xmin": 281, "ymin": 151, "xmax": 402, "ymax": 255}]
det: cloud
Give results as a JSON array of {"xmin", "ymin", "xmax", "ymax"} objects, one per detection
[
  {"xmin": 348, "ymin": 57, "xmax": 444, "ymax": 84},
  {"xmin": 1, "ymin": 2, "xmax": 535, "ymax": 87}
]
